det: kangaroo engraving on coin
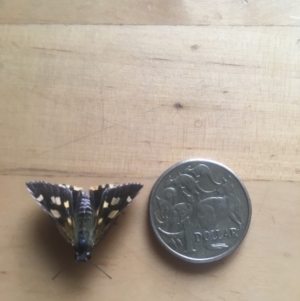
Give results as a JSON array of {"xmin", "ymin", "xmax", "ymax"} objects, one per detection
[{"xmin": 149, "ymin": 160, "xmax": 252, "ymax": 263}]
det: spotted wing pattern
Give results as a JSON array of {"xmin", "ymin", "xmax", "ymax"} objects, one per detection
[
  {"xmin": 90, "ymin": 183, "xmax": 143, "ymax": 245},
  {"xmin": 26, "ymin": 181, "xmax": 81, "ymax": 245}
]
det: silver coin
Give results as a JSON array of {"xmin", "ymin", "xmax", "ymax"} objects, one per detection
[{"xmin": 149, "ymin": 159, "xmax": 252, "ymax": 263}]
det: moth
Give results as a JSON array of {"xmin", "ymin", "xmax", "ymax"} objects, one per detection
[{"xmin": 26, "ymin": 181, "xmax": 143, "ymax": 261}]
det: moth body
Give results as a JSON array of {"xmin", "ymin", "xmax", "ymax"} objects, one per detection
[{"xmin": 75, "ymin": 194, "xmax": 94, "ymax": 261}]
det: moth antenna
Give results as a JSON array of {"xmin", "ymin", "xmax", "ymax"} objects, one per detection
[
  {"xmin": 52, "ymin": 261, "xmax": 73, "ymax": 281},
  {"xmin": 89, "ymin": 262, "xmax": 112, "ymax": 279}
]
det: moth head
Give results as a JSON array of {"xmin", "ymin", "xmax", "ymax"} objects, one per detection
[{"xmin": 75, "ymin": 237, "xmax": 92, "ymax": 262}]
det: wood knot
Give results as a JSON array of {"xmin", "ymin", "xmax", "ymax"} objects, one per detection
[{"xmin": 174, "ymin": 102, "xmax": 183, "ymax": 109}]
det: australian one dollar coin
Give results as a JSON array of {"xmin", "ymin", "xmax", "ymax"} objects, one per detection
[{"xmin": 149, "ymin": 159, "xmax": 252, "ymax": 263}]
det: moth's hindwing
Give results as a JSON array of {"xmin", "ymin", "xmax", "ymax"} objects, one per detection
[
  {"xmin": 90, "ymin": 183, "xmax": 143, "ymax": 245},
  {"xmin": 26, "ymin": 181, "xmax": 80, "ymax": 245}
]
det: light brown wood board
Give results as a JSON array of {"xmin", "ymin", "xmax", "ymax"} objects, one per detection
[
  {"xmin": 0, "ymin": 176, "xmax": 299, "ymax": 301},
  {"xmin": 0, "ymin": 0, "xmax": 300, "ymax": 25},
  {"xmin": 0, "ymin": 1, "xmax": 300, "ymax": 300},
  {"xmin": 0, "ymin": 26, "xmax": 300, "ymax": 181}
]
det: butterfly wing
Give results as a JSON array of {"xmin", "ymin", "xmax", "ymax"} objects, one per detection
[
  {"xmin": 90, "ymin": 183, "xmax": 143, "ymax": 245},
  {"xmin": 26, "ymin": 181, "xmax": 81, "ymax": 246}
]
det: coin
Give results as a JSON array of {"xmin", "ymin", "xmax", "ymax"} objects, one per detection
[{"xmin": 149, "ymin": 159, "xmax": 252, "ymax": 263}]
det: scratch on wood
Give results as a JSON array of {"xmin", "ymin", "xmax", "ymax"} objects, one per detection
[
  {"xmin": 231, "ymin": 291, "xmax": 243, "ymax": 296},
  {"xmin": 207, "ymin": 61, "xmax": 244, "ymax": 67},
  {"xmin": 150, "ymin": 57, "xmax": 173, "ymax": 62},
  {"xmin": 142, "ymin": 141, "xmax": 152, "ymax": 148},
  {"xmin": 207, "ymin": 61, "xmax": 261, "ymax": 68},
  {"xmin": 1, "ymin": 167, "xmax": 99, "ymax": 176},
  {"xmin": 0, "ymin": 167, "xmax": 156, "ymax": 179},
  {"xmin": 30, "ymin": 105, "xmax": 162, "ymax": 157},
  {"xmin": 11, "ymin": 42, "xmax": 20, "ymax": 49},
  {"xmin": 31, "ymin": 46, "xmax": 72, "ymax": 53},
  {"xmin": 158, "ymin": 160, "xmax": 168, "ymax": 164}
]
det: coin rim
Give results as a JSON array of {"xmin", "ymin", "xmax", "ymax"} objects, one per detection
[{"xmin": 149, "ymin": 159, "xmax": 252, "ymax": 263}]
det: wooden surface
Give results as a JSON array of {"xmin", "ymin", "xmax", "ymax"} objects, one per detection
[
  {"xmin": 1, "ymin": 26, "xmax": 300, "ymax": 181},
  {"xmin": 1, "ymin": 0, "xmax": 300, "ymax": 25},
  {"xmin": 1, "ymin": 1, "xmax": 300, "ymax": 300},
  {"xmin": 0, "ymin": 177, "xmax": 300, "ymax": 301}
]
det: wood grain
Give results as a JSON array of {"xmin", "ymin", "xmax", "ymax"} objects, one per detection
[
  {"xmin": 1, "ymin": 25, "xmax": 300, "ymax": 181},
  {"xmin": 1, "ymin": 0, "xmax": 300, "ymax": 25},
  {"xmin": 0, "ymin": 176, "xmax": 299, "ymax": 301},
  {"xmin": 1, "ymin": 0, "xmax": 300, "ymax": 299}
]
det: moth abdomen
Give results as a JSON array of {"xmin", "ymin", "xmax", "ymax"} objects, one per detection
[
  {"xmin": 74, "ymin": 233, "xmax": 92, "ymax": 262},
  {"xmin": 78, "ymin": 197, "xmax": 93, "ymax": 218}
]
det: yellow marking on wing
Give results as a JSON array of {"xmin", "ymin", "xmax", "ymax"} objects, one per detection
[
  {"xmin": 90, "ymin": 186, "xmax": 99, "ymax": 191},
  {"xmin": 51, "ymin": 209, "xmax": 61, "ymax": 218},
  {"xmin": 36, "ymin": 195, "xmax": 44, "ymax": 202},
  {"xmin": 108, "ymin": 210, "xmax": 119, "ymax": 219},
  {"xmin": 111, "ymin": 197, "xmax": 120, "ymax": 205},
  {"xmin": 55, "ymin": 197, "xmax": 61, "ymax": 206}
]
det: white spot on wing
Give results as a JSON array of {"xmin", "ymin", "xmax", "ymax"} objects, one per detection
[
  {"xmin": 36, "ymin": 195, "xmax": 44, "ymax": 202},
  {"xmin": 108, "ymin": 210, "xmax": 119, "ymax": 219},
  {"xmin": 64, "ymin": 200, "xmax": 70, "ymax": 208},
  {"xmin": 51, "ymin": 196, "xmax": 55, "ymax": 204},
  {"xmin": 90, "ymin": 186, "xmax": 99, "ymax": 191},
  {"xmin": 58, "ymin": 184, "xmax": 65, "ymax": 188},
  {"xmin": 55, "ymin": 196, "xmax": 61, "ymax": 206},
  {"xmin": 51, "ymin": 209, "xmax": 61, "ymax": 218},
  {"xmin": 98, "ymin": 218, "xmax": 103, "ymax": 225},
  {"xmin": 111, "ymin": 197, "xmax": 120, "ymax": 205},
  {"xmin": 73, "ymin": 186, "xmax": 82, "ymax": 191},
  {"xmin": 108, "ymin": 184, "xmax": 114, "ymax": 188},
  {"xmin": 126, "ymin": 196, "xmax": 132, "ymax": 203},
  {"xmin": 67, "ymin": 217, "xmax": 72, "ymax": 225},
  {"xmin": 103, "ymin": 201, "xmax": 109, "ymax": 208}
]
